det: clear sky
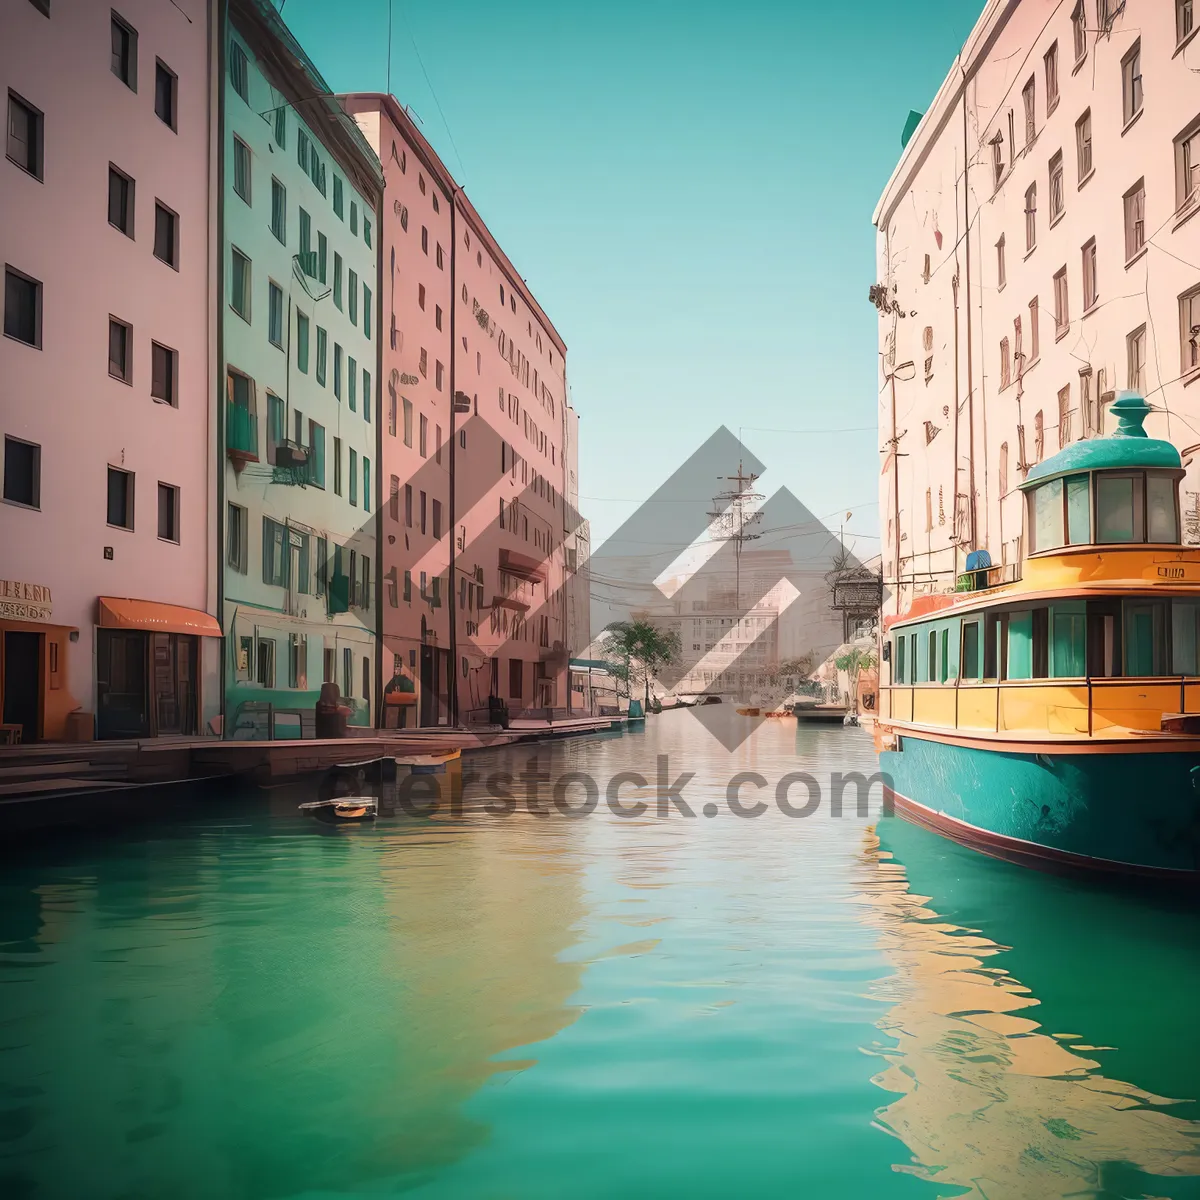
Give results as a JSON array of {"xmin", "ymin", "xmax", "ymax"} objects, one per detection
[{"xmin": 278, "ymin": 0, "xmax": 981, "ymax": 553}]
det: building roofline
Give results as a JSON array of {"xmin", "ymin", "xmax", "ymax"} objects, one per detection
[
  {"xmin": 229, "ymin": 0, "xmax": 383, "ymax": 204},
  {"xmin": 872, "ymin": 0, "xmax": 1020, "ymax": 233},
  {"xmin": 338, "ymin": 91, "xmax": 568, "ymax": 359}
]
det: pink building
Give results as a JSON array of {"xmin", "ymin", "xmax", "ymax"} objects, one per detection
[
  {"xmin": 874, "ymin": 0, "xmax": 1200, "ymax": 619},
  {"xmin": 341, "ymin": 94, "xmax": 577, "ymax": 724},
  {"xmin": 2, "ymin": 0, "xmax": 219, "ymax": 740}
]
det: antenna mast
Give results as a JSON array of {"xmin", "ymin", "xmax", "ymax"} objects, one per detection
[{"xmin": 709, "ymin": 461, "xmax": 763, "ymax": 611}]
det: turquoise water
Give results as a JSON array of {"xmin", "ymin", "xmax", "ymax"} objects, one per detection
[{"xmin": 3, "ymin": 712, "xmax": 1200, "ymax": 1198}]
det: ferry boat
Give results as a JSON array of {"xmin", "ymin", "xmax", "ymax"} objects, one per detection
[{"xmin": 876, "ymin": 393, "xmax": 1200, "ymax": 882}]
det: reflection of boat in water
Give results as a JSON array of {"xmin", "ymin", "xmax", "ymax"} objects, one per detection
[
  {"xmin": 860, "ymin": 820, "xmax": 1200, "ymax": 1197},
  {"xmin": 877, "ymin": 394, "xmax": 1200, "ymax": 880}
]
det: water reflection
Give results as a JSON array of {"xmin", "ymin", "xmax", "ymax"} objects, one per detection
[
  {"xmin": 861, "ymin": 824, "xmax": 1200, "ymax": 1198},
  {"xmin": 0, "ymin": 806, "xmax": 585, "ymax": 1199}
]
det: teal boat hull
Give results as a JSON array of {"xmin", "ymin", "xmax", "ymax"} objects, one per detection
[{"xmin": 880, "ymin": 733, "xmax": 1200, "ymax": 879}]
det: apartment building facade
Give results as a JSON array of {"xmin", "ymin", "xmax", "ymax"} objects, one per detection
[
  {"xmin": 2, "ymin": 0, "xmax": 219, "ymax": 741},
  {"xmin": 342, "ymin": 93, "xmax": 578, "ymax": 724},
  {"xmin": 874, "ymin": 0, "xmax": 1200, "ymax": 620},
  {"xmin": 220, "ymin": 0, "xmax": 382, "ymax": 734}
]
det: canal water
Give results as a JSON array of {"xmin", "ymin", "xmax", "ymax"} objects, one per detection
[{"xmin": 3, "ymin": 711, "xmax": 1200, "ymax": 1199}]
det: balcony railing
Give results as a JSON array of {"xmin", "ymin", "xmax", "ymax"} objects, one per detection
[{"xmin": 226, "ymin": 401, "xmax": 259, "ymax": 464}]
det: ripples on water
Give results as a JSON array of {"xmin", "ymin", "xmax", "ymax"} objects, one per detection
[{"xmin": 1, "ymin": 711, "xmax": 1199, "ymax": 1199}]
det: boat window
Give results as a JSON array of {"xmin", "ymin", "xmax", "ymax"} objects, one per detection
[
  {"xmin": 1065, "ymin": 474, "xmax": 1091, "ymax": 544},
  {"xmin": 928, "ymin": 630, "xmax": 937, "ymax": 683},
  {"xmin": 1124, "ymin": 600, "xmax": 1168, "ymax": 676},
  {"xmin": 940, "ymin": 627, "xmax": 950, "ymax": 683},
  {"xmin": 1007, "ymin": 610, "xmax": 1034, "ymax": 680},
  {"xmin": 894, "ymin": 635, "xmax": 906, "ymax": 683},
  {"xmin": 984, "ymin": 612, "xmax": 1002, "ymax": 679},
  {"xmin": 962, "ymin": 621, "xmax": 981, "ymax": 680},
  {"xmin": 1031, "ymin": 608, "xmax": 1049, "ymax": 677},
  {"xmin": 1172, "ymin": 600, "xmax": 1200, "ymax": 675},
  {"xmin": 1032, "ymin": 478, "xmax": 1064, "ymax": 551},
  {"xmin": 1096, "ymin": 473, "xmax": 1142, "ymax": 543},
  {"xmin": 1147, "ymin": 473, "xmax": 1179, "ymax": 543},
  {"xmin": 1049, "ymin": 603, "xmax": 1086, "ymax": 677},
  {"xmin": 910, "ymin": 633, "xmax": 918, "ymax": 683},
  {"xmin": 1086, "ymin": 600, "xmax": 1122, "ymax": 677}
]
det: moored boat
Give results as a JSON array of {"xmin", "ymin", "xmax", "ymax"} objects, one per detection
[
  {"xmin": 299, "ymin": 797, "xmax": 378, "ymax": 824},
  {"xmin": 876, "ymin": 393, "xmax": 1200, "ymax": 882}
]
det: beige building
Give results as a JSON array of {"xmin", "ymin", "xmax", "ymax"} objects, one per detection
[{"xmin": 874, "ymin": 0, "xmax": 1200, "ymax": 618}]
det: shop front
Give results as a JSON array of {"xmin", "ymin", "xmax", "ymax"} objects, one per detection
[
  {"xmin": 0, "ymin": 579, "xmax": 76, "ymax": 744},
  {"xmin": 95, "ymin": 598, "xmax": 221, "ymax": 740}
]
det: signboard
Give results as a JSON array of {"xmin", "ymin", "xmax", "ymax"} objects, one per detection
[
  {"xmin": 0, "ymin": 580, "xmax": 52, "ymax": 621},
  {"xmin": 832, "ymin": 576, "xmax": 883, "ymax": 611}
]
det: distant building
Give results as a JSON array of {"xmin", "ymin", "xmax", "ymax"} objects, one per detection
[
  {"xmin": 219, "ymin": 0, "xmax": 383, "ymax": 734},
  {"xmin": 1, "ymin": 0, "xmax": 218, "ymax": 740},
  {"xmin": 874, "ymin": 0, "xmax": 1200, "ymax": 618}
]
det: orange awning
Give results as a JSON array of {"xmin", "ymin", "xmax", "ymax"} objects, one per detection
[{"xmin": 98, "ymin": 597, "xmax": 222, "ymax": 638}]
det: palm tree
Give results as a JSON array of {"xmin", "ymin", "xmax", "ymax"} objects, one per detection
[{"xmin": 601, "ymin": 620, "xmax": 681, "ymax": 708}]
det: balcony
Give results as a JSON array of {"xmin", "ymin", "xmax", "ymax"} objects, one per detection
[{"xmin": 226, "ymin": 401, "xmax": 259, "ymax": 467}]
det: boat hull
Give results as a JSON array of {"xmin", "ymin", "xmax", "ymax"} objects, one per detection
[{"xmin": 880, "ymin": 732, "xmax": 1200, "ymax": 880}]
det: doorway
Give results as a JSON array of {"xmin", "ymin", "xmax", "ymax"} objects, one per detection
[
  {"xmin": 420, "ymin": 644, "xmax": 436, "ymax": 726},
  {"xmin": 97, "ymin": 629, "xmax": 149, "ymax": 739},
  {"xmin": 2, "ymin": 630, "xmax": 42, "ymax": 742},
  {"xmin": 150, "ymin": 633, "xmax": 197, "ymax": 735}
]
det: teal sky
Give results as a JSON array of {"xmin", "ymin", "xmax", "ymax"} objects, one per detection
[{"xmin": 279, "ymin": 0, "xmax": 980, "ymax": 551}]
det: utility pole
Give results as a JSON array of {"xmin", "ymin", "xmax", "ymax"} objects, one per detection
[{"xmin": 709, "ymin": 462, "xmax": 762, "ymax": 612}]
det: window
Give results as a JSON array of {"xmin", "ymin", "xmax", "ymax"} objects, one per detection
[
  {"xmin": 1022, "ymin": 77, "xmax": 1035, "ymax": 146},
  {"xmin": 1072, "ymin": 0, "xmax": 1087, "ymax": 62},
  {"xmin": 227, "ymin": 502, "xmax": 247, "ymax": 572},
  {"xmin": 363, "ymin": 457, "xmax": 371, "ymax": 515},
  {"xmin": 348, "ymin": 269, "xmax": 358, "ymax": 324},
  {"xmin": 1124, "ymin": 179, "xmax": 1146, "ymax": 261},
  {"xmin": 232, "ymin": 136, "xmax": 251, "ymax": 203},
  {"xmin": 1044, "ymin": 42, "xmax": 1059, "ymax": 113},
  {"xmin": 270, "ymin": 178, "xmax": 286, "ymax": 243},
  {"xmin": 421, "ymin": 226, "xmax": 428, "ymax": 254},
  {"xmin": 155, "ymin": 61, "xmax": 176, "ymax": 129},
  {"xmin": 1000, "ymin": 337, "xmax": 1011, "ymax": 389},
  {"xmin": 333, "ymin": 436, "xmax": 342, "ymax": 495},
  {"xmin": 349, "ymin": 448, "xmax": 358, "ymax": 506},
  {"xmin": 1127, "ymin": 324, "xmax": 1147, "ymax": 390},
  {"xmin": 418, "ymin": 284, "xmax": 426, "ymax": 310},
  {"xmin": 157, "ymin": 482, "xmax": 179, "ymax": 542},
  {"xmin": 309, "ymin": 420, "xmax": 325, "ymax": 488},
  {"xmin": 318, "ymin": 232, "xmax": 327, "ymax": 284},
  {"xmin": 111, "ymin": 13, "xmax": 137, "ymax": 90},
  {"xmin": 333, "ymin": 343, "xmax": 342, "ymax": 398},
  {"xmin": 108, "ymin": 317, "xmax": 131, "ymax": 383},
  {"xmin": 154, "ymin": 202, "xmax": 178, "ymax": 268},
  {"xmin": 151, "ymin": 341, "xmax": 177, "ymax": 405},
  {"xmin": 435, "ymin": 360, "xmax": 444, "ymax": 391},
  {"xmin": 299, "ymin": 207, "xmax": 311, "ymax": 266},
  {"xmin": 419, "ymin": 347, "xmax": 427, "ymax": 378},
  {"xmin": 1082, "ymin": 238, "xmax": 1097, "ymax": 311},
  {"xmin": 273, "ymin": 105, "xmax": 285, "ymax": 149},
  {"xmin": 262, "ymin": 518, "xmax": 287, "ymax": 587},
  {"xmin": 436, "ymin": 244, "xmax": 444, "ymax": 270},
  {"xmin": 363, "ymin": 286, "xmax": 371, "ymax": 337},
  {"xmin": 1058, "ymin": 385, "xmax": 1073, "ymax": 447},
  {"xmin": 999, "ymin": 442, "xmax": 1009, "ymax": 497},
  {"xmin": 7, "ymin": 92, "xmax": 43, "ymax": 179},
  {"xmin": 1053, "ymin": 266, "xmax": 1068, "ymax": 336},
  {"xmin": 403, "ymin": 397, "xmax": 413, "ymax": 447},
  {"xmin": 3, "ymin": 436, "xmax": 39, "ymax": 508},
  {"xmin": 257, "ymin": 638, "xmax": 276, "ymax": 688},
  {"xmin": 1025, "ymin": 183, "xmax": 1037, "ymax": 251},
  {"xmin": 266, "ymin": 393, "xmax": 284, "ymax": 464},
  {"xmin": 1007, "ymin": 110, "xmax": 1015, "ymax": 168},
  {"xmin": 420, "ymin": 413, "xmax": 428, "ymax": 457},
  {"xmin": 333, "ymin": 252, "xmax": 342, "ymax": 308},
  {"xmin": 432, "ymin": 498, "xmax": 442, "ymax": 540},
  {"xmin": 405, "ymin": 483, "xmax": 413, "ymax": 527},
  {"xmin": 350, "ymin": 201, "xmax": 358, "ymax": 235},
  {"xmin": 1175, "ymin": 117, "xmax": 1200, "ymax": 214},
  {"xmin": 107, "ymin": 465, "xmax": 133, "ymax": 529},
  {"xmin": 316, "ymin": 326, "xmax": 327, "ymax": 384},
  {"xmin": 4, "ymin": 266, "xmax": 41, "ymax": 347},
  {"xmin": 1181, "ymin": 286, "xmax": 1200, "ymax": 377},
  {"xmin": 230, "ymin": 248, "xmax": 250, "ymax": 321},
  {"xmin": 268, "ymin": 282, "xmax": 283, "ymax": 348},
  {"xmin": 997, "ymin": 235, "xmax": 1006, "ymax": 289},
  {"xmin": 362, "ymin": 369, "xmax": 370, "ymax": 421},
  {"xmin": 1181, "ymin": 0, "xmax": 1196, "ymax": 45},
  {"xmin": 297, "ymin": 130, "xmax": 309, "ymax": 175},
  {"xmin": 991, "ymin": 132, "xmax": 1004, "ymax": 187},
  {"xmin": 343, "ymin": 647, "xmax": 353, "ymax": 697},
  {"xmin": 348, "ymin": 356, "xmax": 357, "ymax": 412},
  {"xmin": 296, "ymin": 311, "xmax": 309, "ymax": 373},
  {"xmin": 1097, "ymin": 474, "xmax": 1142, "ymax": 543},
  {"xmin": 1076, "ymin": 109, "xmax": 1093, "ymax": 182},
  {"xmin": 364, "ymin": 216, "xmax": 372, "ymax": 247},
  {"xmin": 1034, "ymin": 409, "xmax": 1045, "ymax": 461},
  {"xmin": 108, "ymin": 165, "xmax": 134, "ymax": 235},
  {"xmin": 1049, "ymin": 151, "xmax": 1064, "ymax": 222},
  {"xmin": 229, "ymin": 39, "xmax": 247, "ymax": 102},
  {"xmin": 1122, "ymin": 41, "xmax": 1142, "ymax": 127},
  {"xmin": 1029, "ymin": 296, "xmax": 1040, "ymax": 361},
  {"xmin": 333, "ymin": 176, "xmax": 343, "ymax": 219}
]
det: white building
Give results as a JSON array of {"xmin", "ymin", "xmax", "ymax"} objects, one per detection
[
  {"xmin": 220, "ymin": 0, "xmax": 382, "ymax": 732},
  {"xmin": 874, "ymin": 0, "xmax": 1200, "ymax": 619}
]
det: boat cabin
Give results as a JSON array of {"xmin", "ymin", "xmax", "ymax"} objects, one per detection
[{"xmin": 881, "ymin": 393, "xmax": 1200, "ymax": 736}]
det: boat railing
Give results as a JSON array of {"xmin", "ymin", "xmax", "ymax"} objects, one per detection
[{"xmin": 881, "ymin": 675, "xmax": 1200, "ymax": 737}]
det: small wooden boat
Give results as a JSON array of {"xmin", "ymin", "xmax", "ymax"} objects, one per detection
[
  {"xmin": 299, "ymin": 796, "xmax": 377, "ymax": 824},
  {"xmin": 735, "ymin": 706, "xmax": 761, "ymax": 717}
]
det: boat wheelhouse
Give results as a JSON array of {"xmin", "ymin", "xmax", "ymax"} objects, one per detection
[{"xmin": 876, "ymin": 393, "xmax": 1200, "ymax": 880}]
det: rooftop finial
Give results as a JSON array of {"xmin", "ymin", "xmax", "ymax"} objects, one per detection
[{"xmin": 1110, "ymin": 391, "xmax": 1151, "ymax": 438}]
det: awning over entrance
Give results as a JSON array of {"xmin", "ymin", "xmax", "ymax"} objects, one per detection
[{"xmin": 98, "ymin": 597, "xmax": 222, "ymax": 638}]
